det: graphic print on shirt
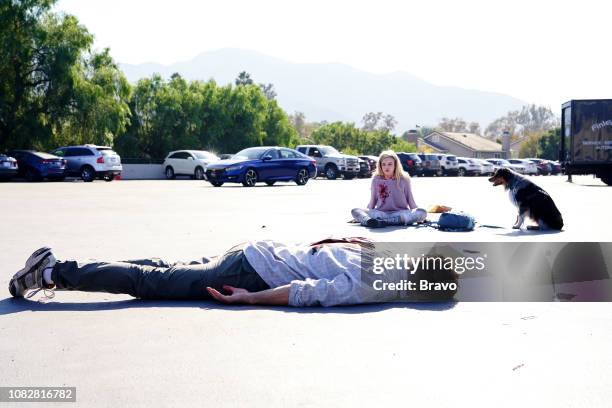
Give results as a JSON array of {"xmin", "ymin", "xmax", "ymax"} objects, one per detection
[{"xmin": 378, "ymin": 183, "xmax": 390, "ymax": 206}]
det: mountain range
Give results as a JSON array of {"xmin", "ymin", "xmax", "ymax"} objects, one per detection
[{"xmin": 120, "ymin": 48, "xmax": 526, "ymax": 132}]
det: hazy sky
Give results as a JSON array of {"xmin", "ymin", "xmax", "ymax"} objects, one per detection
[{"xmin": 56, "ymin": 0, "xmax": 611, "ymax": 110}]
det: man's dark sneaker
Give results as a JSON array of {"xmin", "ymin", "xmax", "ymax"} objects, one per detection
[{"xmin": 9, "ymin": 247, "xmax": 56, "ymax": 298}]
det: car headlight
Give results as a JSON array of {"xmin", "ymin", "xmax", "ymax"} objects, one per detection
[
  {"xmin": 226, "ymin": 165, "xmax": 243, "ymax": 172},
  {"xmin": 335, "ymin": 158, "xmax": 345, "ymax": 165}
]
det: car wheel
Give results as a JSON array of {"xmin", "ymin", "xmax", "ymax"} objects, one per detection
[
  {"xmin": 457, "ymin": 167, "xmax": 466, "ymax": 177},
  {"xmin": 194, "ymin": 166, "xmax": 205, "ymax": 180},
  {"xmin": 295, "ymin": 168, "xmax": 309, "ymax": 185},
  {"xmin": 325, "ymin": 164, "xmax": 338, "ymax": 180},
  {"xmin": 165, "ymin": 166, "xmax": 175, "ymax": 180},
  {"xmin": 25, "ymin": 168, "xmax": 41, "ymax": 182},
  {"xmin": 600, "ymin": 173, "xmax": 612, "ymax": 186},
  {"xmin": 80, "ymin": 166, "xmax": 95, "ymax": 182},
  {"xmin": 438, "ymin": 168, "xmax": 444, "ymax": 177},
  {"xmin": 265, "ymin": 181, "xmax": 276, "ymax": 186},
  {"xmin": 104, "ymin": 174, "xmax": 115, "ymax": 182},
  {"xmin": 210, "ymin": 181, "xmax": 223, "ymax": 187},
  {"xmin": 242, "ymin": 169, "xmax": 258, "ymax": 187}
]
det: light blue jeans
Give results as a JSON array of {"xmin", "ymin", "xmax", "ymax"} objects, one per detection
[{"xmin": 351, "ymin": 208, "xmax": 427, "ymax": 225}]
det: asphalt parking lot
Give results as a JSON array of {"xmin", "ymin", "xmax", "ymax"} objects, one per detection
[{"xmin": 1, "ymin": 175, "xmax": 611, "ymax": 407}]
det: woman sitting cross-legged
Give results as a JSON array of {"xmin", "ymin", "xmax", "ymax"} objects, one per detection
[{"xmin": 351, "ymin": 150, "xmax": 427, "ymax": 228}]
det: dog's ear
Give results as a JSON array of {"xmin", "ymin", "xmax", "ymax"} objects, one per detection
[{"xmin": 499, "ymin": 168, "xmax": 511, "ymax": 180}]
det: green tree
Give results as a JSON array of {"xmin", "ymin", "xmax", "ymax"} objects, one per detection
[
  {"xmin": 259, "ymin": 83, "xmax": 276, "ymax": 100},
  {"xmin": 519, "ymin": 133, "xmax": 542, "ymax": 158},
  {"xmin": 485, "ymin": 105, "xmax": 559, "ymax": 139},
  {"xmin": 235, "ymin": 71, "xmax": 253, "ymax": 86},
  {"xmin": 438, "ymin": 117, "xmax": 468, "ymax": 133},
  {"xmin": 538, "ymin": 127, "xmax": 561, "ymax": 160},
  {"xmin": 57, "ymin": 48, "xmax": 131, "ymax": 147},
  {"xmin": 311, "ymin": 122, "xmax": 409, "ymax": 156},
  {"xmin": 261, "ymin": 99, "xmax": 298, "ymax": 147},
  {"xmin": 0, "ymin": 1, "xmax": 93, "ymax": 149},
  {"xmin": 0, "ymin": 0, "xmax": 130, "ymax": 151},
  {"xmin": 362, "ymin": 112, "xmax": 397, "ymax": 132}
]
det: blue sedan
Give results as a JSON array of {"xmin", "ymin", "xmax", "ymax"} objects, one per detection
[
  {"xmin": 7, "ymin": 150, "xmax": 67, "ymax": 181},
  {"xmin": 205, "ymin": 146, "xmax": 317, "ymax": 187}
]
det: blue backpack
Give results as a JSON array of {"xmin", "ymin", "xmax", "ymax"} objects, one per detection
[{"xmin": 431, "ymin": 211, "xmax": 476, "ymax": 232}]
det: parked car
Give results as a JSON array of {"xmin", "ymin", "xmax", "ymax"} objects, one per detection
[
  {"xmin": 0, "ymin": 154, "xmax": 18, "ymax": 181},
  {"xmin": 434, "ymin": 154, "xmax": 459, "ymax": 176},
  {"xmin": 6, "ymin": 150, "xmax": 66, "ymax": 181},
  {"xmin": 51, "ymin": 145, "xmax": 122, "ymax": 182},
  {"xmin": 472, "ymin": 158, "xmax": 495, "ymax": 176},
  {"xmin": 358, "ymin": 155, "xmax": 377, "ymax": 172},
  {"xmin": 163, "ymin": 150, "xmax": 219, "ymax": 180},
  {"xmin": 547, "ymin": 160, "xmax": 562, "ymax": 175},
  {"xmin": 456, "ymin": 158, "xmax": 483, "ymax": 176},
  {"xmin": 296, "ymin": 145, "xmax": 360, "ymax": 180},
  {"xmin": 358, "ymin": 158, "xmax": 373, "ymax": 178},
  {"xmin": 205, "ymin": 146, "xmax": 317, "ymax": 187},
  {"xmin": 396, "ymin": 152, "xmax": 423, "ymax": 176},
  {"xmin": 525, "ymin": 158, "xmax": 552, "ymax": 175},
  {"xmin": 486, "ymin": 158, "xmax": 526, "ymax": 174},
  {"xmin": 508, "ymin": 159, "xmax": 538, "ymax": 175},
  {"xmin": 417, "ymin": 154, "xmax": 442, "ymax": 176}
]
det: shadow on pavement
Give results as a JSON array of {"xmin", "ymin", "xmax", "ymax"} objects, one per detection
[
  {"xmin": 0, "ymin": 297, "xmax": 456, "ymax": 316},
  {"xmin": 495, "ymin": 229, "xmax": 565, "ymax": 237}
]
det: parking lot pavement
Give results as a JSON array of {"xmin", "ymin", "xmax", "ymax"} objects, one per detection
[{"xmin": 1, "ymin": 175, "xmax": 611, "ymax": 407}]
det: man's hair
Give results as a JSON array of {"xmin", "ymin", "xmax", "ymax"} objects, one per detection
[{"xmin": 410, "ymin": 255, "xmax": 459, "ymax": 301}]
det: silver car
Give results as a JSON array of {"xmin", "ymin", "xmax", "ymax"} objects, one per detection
[
  {"xmin": 486, "ymin": 159, "xmax": 525, "ymax": 174},
  {"xmin": 52, "ymin": 145, "xmax": 122, "ymax": 182},
  {"xmin": 508, "ymin": 159, "xmax": 538, "ymax": 175},
  {"xmin": 473, "ymin": 159, "xmax": 495, "ymax": 176}
]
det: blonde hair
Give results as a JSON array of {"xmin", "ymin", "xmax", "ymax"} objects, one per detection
[{"xmin": 375, "ymin": 150, "xmax": 410, "ymax": 185}]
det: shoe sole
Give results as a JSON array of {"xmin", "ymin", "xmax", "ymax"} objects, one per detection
[{"xmin": 9, "ymin": 247, "xmax": 53, "ymax": 297}]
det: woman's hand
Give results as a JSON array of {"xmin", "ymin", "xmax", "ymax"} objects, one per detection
[{"xmin": 206, "ymin": 285, "xmax": 252, "ymax": 304}]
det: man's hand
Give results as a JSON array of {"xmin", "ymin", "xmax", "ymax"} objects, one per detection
[
  {"xmin": 206, "ymin": 284, "xmax": 291, "ymax": 306},
  {"xmin": 206, "ymin": 285, "xmax": 252, "ymax": 304}
]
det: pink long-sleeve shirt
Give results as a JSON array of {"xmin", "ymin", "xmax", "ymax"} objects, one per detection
[{"xmin": 367, "ymin": 175, "xmax": 418, "ymax": 212}]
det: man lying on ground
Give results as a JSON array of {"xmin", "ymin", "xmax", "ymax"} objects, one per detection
[{"xmin": 8, "ymin": 238, "xmax": 458, "ymax": 306}]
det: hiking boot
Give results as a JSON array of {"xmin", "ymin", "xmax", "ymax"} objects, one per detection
[{"xmin": 9, "ymin": 247, "xmax": 56, "ymax": 298}]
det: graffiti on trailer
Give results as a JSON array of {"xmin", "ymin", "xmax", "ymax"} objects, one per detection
[{"xmin": 591, "ymin": 120, "xmax": 612, "ymax": 132}]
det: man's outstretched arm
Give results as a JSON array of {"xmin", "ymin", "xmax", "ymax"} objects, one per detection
[{"xmin": 206, "ymin": 284, "xmax": 290, "ymax": 306}]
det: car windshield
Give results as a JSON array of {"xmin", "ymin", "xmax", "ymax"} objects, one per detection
[
  {"xmin": 447, "ymin": 156, "xmax": 457, "ymax": 161},
  {"xmin": 319, "ymin": 146, "xmax": 339, "ymax": 155},
  {"xmin": 233, "ymin": 147, "xmax": 269, "ymax": 160},
  {"xmin": 193, "ymin": 152, "xmax": 218, "ymax": 160}
]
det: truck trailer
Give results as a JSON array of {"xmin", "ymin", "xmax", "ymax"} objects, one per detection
[{"xmin": 561, "ymin": 99, "xmax": 612, "ymax": 185}]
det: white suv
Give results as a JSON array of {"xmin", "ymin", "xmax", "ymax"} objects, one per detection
[
  {"xmin": 435, "ymin": 154, "xmax": 459, "ymax": 176},
  {"xmin": 508, "ymin": 159, "xmax": 538, "ymax": 175},
  {"xmin": 163, "ymin": 150, "xmax": 219, "ymax": 180},
  {"xmin": 52, "ymin": 145, "xmax": 122, "ymax": 182}
]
